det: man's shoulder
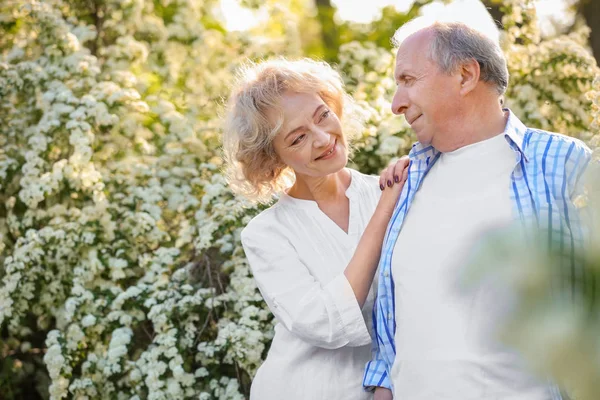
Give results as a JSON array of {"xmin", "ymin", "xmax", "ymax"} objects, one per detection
[
  {"xmin": 522, "ymin": 127, "xmax": 591, "ymax": 158},
  {"xmin": 521, "ymin": 128, "xmax": 593, "ymax": 191},
  {"xmin": 523, "ymin": 128, "xmax": 592, "ymax": 169}
]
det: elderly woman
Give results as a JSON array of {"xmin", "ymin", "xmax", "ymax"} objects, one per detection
[{"xmin": 223, "ymin": 58, "xmax": 406, "ymax": 400}]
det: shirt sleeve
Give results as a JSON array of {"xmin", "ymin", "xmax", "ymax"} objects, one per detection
[
  {"xmin": 241, "ymin": 217, "xmax": 372, "ymax": 350},
  {"xmin": 564, "ymin": 140, "xmax": 595, "ymax": 241},
  {"xmin": 362, "ymin": 303, "xmax": 392, "ymax": 391},
  {"xmin": 562, "ymin": 137, "xmax": 593, "ymax": 200}
]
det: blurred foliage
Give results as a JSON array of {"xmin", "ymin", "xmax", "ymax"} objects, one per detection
[
  {"xmin": 463, "ymin": 160, "xmax": 600, "ymax": 400},
  {"xmin": 304, "ymin": 0, "xmax": 435, "ymax": 62}
]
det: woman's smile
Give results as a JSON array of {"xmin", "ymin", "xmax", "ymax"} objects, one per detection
[{"xmin": 314, "ymin": 138, "xmax": 338, "ymax": 161}]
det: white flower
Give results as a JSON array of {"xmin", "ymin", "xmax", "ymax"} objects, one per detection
[{"xmin": 81, "ymin": 315, "xmax": 97, "ymax": 327}]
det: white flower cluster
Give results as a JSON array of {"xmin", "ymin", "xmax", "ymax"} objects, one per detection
[
  {"xmin": 501, "ymin": 0, "xmax": 599, "ymax": 140},
  {"xmin": 1, "ymin": 0, "xmax": 281, "ymax": 398},
  {"xmin": 587, "ymin": 76, "xmax": 600, "ymax": 157},
  {"xmin": 43, "ymin": 330, "xmax": 72, "ymax": 399}
]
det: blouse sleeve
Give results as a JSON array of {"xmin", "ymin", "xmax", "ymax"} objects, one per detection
[{"xmin": 241, "ymin": 217, "xmax": 372, "ymax": 349}]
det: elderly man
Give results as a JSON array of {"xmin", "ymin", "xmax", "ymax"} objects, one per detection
[{"xmin": 364, "ymin": 18, "xmax": 593, "ymax": 400}]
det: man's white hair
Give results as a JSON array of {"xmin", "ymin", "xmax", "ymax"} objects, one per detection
[
  {"xmin": 392, "ymin": 0, "xmax": 501, "ymax": 47},
  {"xmin": 392, "ymin": 0, "xmax": 508, "ymax": 95}
]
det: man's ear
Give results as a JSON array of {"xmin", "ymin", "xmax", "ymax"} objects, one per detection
[{"xmin": 459, "ymin": 58, "xmax": 480, "ymax": 96}]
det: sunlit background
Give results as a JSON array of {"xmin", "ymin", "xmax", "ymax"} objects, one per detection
[{"xmin": 220, "ymin": 0, "xmax": 571, "ymax": 36}]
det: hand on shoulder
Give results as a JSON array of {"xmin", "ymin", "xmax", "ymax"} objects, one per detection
[{"xmin": 376, "ymin": 156, "xmax": 410, "ymax": 216}]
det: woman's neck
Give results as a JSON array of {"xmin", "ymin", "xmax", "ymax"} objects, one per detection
[{"xmin": 287, "ymin": 169, "xmax": 351, "ymax": 202}]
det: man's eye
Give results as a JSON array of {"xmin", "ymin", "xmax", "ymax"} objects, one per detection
[{"xmin": 292, "ymin": 134, "xmax": 305, "ymax": 145}]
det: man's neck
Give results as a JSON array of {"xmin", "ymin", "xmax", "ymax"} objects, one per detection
[{"xmin": 437, "ymin": 98, "xmax": 508, "ymax": 153}]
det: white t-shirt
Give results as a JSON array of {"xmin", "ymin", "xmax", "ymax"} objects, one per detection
[
  {"xmin": 241, "ymin": 169, "xmax": 380, "ymax": 400},
  {"xmin": 390, "ymin": 133, "xmax": 551, "ymax": 399}
]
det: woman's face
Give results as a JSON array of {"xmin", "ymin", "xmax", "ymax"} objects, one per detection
[{"xmin": 270, "ymin": 91, "xmax": 348, "ymax": 179}]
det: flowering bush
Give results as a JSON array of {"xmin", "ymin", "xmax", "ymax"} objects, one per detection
[
  {"xmin": 0, "ymin": 0, "xmax": 294, "ymax": 398},
  {"xmin": 0, "ymin": 0, "xmax": 598, "ymax": 399},
  {"xmin": 501, "ymin": 0, "xmax": 598, "ymax": 141}
]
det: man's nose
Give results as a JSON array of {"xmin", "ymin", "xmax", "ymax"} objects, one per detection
[{"xmin": 391, "ymin": 87, "xmax": 408, "ymax": 115}]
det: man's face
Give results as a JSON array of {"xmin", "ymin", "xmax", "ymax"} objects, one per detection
[
  {"xmin": 392, "ymin": 29, "xmax": 462, "ymax": 149},
  {"xmin": 271, "ymin": 91, "xmax": 348, "ymax": 178}
]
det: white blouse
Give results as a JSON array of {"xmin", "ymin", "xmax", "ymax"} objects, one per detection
[{"xmin": 241, "ymin": 169, "xmax": 381, "ymax": 400}]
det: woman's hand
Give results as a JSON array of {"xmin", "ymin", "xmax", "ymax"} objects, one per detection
[
  {"xmin": 377, "ymin": 156, "xmax": 410, "ymax": 216},
  {"xmin": 374, "ymin": 387, "xmax": 393, "ymax": 400}
]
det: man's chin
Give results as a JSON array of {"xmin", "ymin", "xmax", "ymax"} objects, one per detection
[{"xmin": 415, "ymin": 132, "xmax": 432, "ymax": 146}]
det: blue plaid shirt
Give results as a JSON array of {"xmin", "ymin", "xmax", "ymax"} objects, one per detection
[{"xmin": 363, "ymin": 110, "xmax": 593, "ymax": 399}]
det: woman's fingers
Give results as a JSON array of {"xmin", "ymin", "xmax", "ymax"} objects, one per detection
[
  {"xmin": 378, "ymin": 158, "xmax": 410, "ymax": 213},
  {"xmin": 401, "ymin": 160, "xmax": 409, "ymax": 182},
  {"xmin": 393, "ymin": 156, "xmax": 410, "ymax": 183},
  {"xmin": 380, "ymin": 156, "xmax": 410, "ymax": 191},
  {"xmin": 385, "ymin": 163, "xmax": 408, "ymax": 197},
  {"xmin": 379, "ymin": 165, "xmax": 394, "ymax": 190}
]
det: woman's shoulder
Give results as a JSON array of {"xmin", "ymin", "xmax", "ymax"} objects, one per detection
[{"xmin": 241, "ymin": 199, "xmax": 294, "ymax": 243}]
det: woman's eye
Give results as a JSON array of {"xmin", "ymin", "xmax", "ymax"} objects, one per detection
[
  {"xmin": 292, "ymin": 134, "xmax": 305, "ymax": 145},
  {"xmin": 320, "ymin": 110, "xmax": 330, "ymax": 121}
]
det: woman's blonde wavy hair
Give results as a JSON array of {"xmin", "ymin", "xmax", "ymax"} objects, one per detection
[{"xmin": 222, "ymin": 57, "xmax": 363, "ymax": 204}]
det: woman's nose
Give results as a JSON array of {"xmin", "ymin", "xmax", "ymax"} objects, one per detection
[{"xmin": 312, "ymin": 128, "xmax": 330, "ymax": 147}]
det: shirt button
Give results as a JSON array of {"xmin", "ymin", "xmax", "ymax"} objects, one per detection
[
  {"xmin": 384, "ymin": 271, "xmax": 389, "ymax": 278},
  {"xmin": 387, "ymin": 313, "xmax": 392, "ymax": 320}
]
